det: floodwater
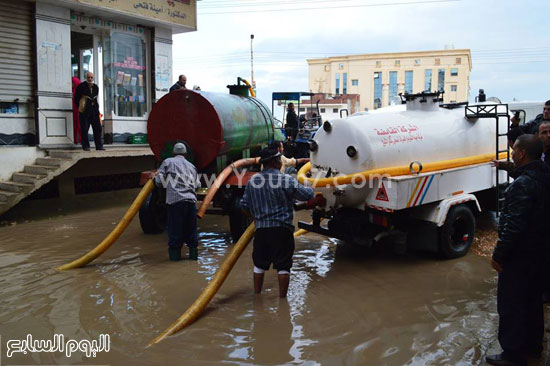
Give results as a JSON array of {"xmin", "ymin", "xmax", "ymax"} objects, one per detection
[{"xmin": 0, "ymin": 197, "xmax": 548, "ymax": 365}]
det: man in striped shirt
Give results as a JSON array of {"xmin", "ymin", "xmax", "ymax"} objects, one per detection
[
  {"xmin": 241, "ymin": 147, "xmax": 314, "ymax": 297},
  {"xmin": 154, "ymin": 142, "xmax": 199, "ymax": 261}
]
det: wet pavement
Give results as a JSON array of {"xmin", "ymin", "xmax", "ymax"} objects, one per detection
[{"xmin": 0, "ymin": 197, "xmax": 548, "ymax": 365}]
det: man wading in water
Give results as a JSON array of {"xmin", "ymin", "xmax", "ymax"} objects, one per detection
[{"xmin": 240, "ymin": 147, "xmax": 314, "ymax": 297}]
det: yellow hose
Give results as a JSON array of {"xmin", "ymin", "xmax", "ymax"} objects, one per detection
[
  {"xmin": 57, "ymin": 179, "xmax": 155, "ymax": 270},
  {"xmin": 294, "ymin": 229, "xmax": 309, "ymax": 237},
  {"xmin": 149, "ymin": 222, "xmax": 256, "ymax": 346},
  {"xmin": 239, "ymin": 77, "xmax": 256, "ymax": 98},
  {"xmin": 298, "ymin": 151, "xmax": 509, "ymax": 187}
]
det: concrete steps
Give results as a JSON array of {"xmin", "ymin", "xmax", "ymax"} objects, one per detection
[{"xmin": 0, "ymin": 146, "xmax": 154, "ymax": 216}]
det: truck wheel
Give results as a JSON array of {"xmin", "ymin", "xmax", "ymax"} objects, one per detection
[
  {"xmin": 139, "ymin": 188, "xmax": 167, "ymax": 234},
  {"xmin": 439, "ymin": 205, "xmax": 475, "ymax": 259},
  {"xmin": 228, "ymin": 193, "xmax": 251, "ymax": 243}
]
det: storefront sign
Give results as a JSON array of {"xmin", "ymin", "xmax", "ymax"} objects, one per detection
[{"xmin": 71, "ymin": 0, "xmax": 196, "ymax": 29}]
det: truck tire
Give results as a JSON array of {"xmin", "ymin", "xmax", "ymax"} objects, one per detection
[
  {"xmin": 228, "ymin": 192, "xmax": 251, "ymax": 243},
  {"xmin": 439, "ymin": 204, "xmax": 475, "ymax": 259},
  {"xmin": 139, "ymin": 188, "xmax": 167, "ymax": 234}
]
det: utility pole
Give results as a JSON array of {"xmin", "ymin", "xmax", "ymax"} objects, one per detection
[{"xmin": 250, "ymin": 34, "xmax": 255, "ymax": 90}]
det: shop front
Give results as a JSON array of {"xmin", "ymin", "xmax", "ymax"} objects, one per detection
[{"xmin": 0, "ymin": 0, "xmax": 196, "ymax": 148}]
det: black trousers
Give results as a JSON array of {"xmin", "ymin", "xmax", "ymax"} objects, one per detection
[
  {"xmin": 167, "ymin": 201, "xmax": 198, "ymax": 249},
  {"xmin": 80, "ymin": 112, "xmax": 103, "ymax": 149},
  {"xmin": 497, "ymin": 258, "xmax": 544, "ymax": 360}
]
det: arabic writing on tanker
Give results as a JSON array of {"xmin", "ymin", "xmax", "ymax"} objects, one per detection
[{"xmin": 374, "ymin": 124, "xmax": 423, "ymax": 147}]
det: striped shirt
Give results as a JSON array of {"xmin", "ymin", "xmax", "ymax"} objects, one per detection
[
  {"xmin": 154, "ymin": 155, "xmax": 199, "ymax": 205},
  {"xmin": 241, "ymin": 168, "xmax": 314, "ymax": 230}
]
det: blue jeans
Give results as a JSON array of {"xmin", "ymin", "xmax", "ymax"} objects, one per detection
[{"xmin": 167, "ymin": 201, "xmax": 198, "ymax": 249}]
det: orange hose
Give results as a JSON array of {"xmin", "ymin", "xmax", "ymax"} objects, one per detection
[{"xmin": 197, "ymin": 157, "xmax": 259, "ymax": 219}]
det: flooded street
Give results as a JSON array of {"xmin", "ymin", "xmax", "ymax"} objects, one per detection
[{"xmin": 0, "ymin": 199, "xmax": 548, "ymax": 365}]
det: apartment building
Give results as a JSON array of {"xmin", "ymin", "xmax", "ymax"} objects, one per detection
[{"xmin": 308, "ymin": 49, "xmax": 471, "ymax": 111}]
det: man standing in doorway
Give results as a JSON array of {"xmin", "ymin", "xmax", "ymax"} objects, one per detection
[
  {"xmin": 240, "ymin": 147, "xmax": 314, "ymax": 298},
  {"xmin": 170, "ymin": 74, "xmax": 187, "ymax": 92},
  {"xmin": 74, "ymin": 72, "xmax": 104, "ymax": 151},
  {"xmin": 486, "ymin": 135, "xmax": 550, "ymax": 366}
]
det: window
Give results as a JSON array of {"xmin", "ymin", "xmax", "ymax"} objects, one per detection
[
  {"xmin": 395, "ymin": 60, "xmax": 400, "ymax": 66},
  {"xmin": 320, "ymin": 108, "xmax": 326, "ymax": 113},
  {"xmin": 333, "ymin": 108, "xmax": 338, "ymax": 113},
  {"xmin": 299, "ymin": 108, "xmax": 305, "ymax": 112},
  {"xmin": 456, "ymin": 57, "xmax": 461, "ymax": 64},
  {"xmin": 451, "ymin": 85, "xmax": 457, "ymax": 92},
  {"xmin": 343, "ymin": 73, "xmax": 347, "ymax": 94},
  {"xmin": 351, "ymin": 79, "xmax": 358, "ymax": 86},
  {"xmin": 104, "ymin": 32, "xmax": 148, "ymax": 117},
  {"xmin": 450, "ymin": 68, "xmax": 458, "ymax": 76},
  {"xmin": 335, "ymin": 73, "xmax": 340, "ymax": 94},
  {"xmin": 415, "ymin": 59, "xmax": 421, "ymax": 66},
  {"xmin": 438, "ymin": 69, "xmax": 445, "ymax": 91},
  {"xmin": 338, "ymin": 63, "xmax": 344, "ymax": 70},
  {"xmin": 376, "ymin": 61, "xmax": 381, "ymax": 67},
  {"xmin": 424, "ymin": 69, "xmax": 432, "ymax": 92},
  {"xmin": 435, "ymin": 58, "xmax": 440, "ymax": 65},
  {"xmin": 405, "ymin": 71, "xmax": 413, "ymax": 94},
  {"xmin": 389, "ymin": 71, "xmax": 398, "ymax": 101},
  {"xmin": 373, "ymin": 72, "xmax": 382, "ymax": 109},
  {"xmin": 324, "ymin": 65, "xmax": 330, "ymax": 71}
]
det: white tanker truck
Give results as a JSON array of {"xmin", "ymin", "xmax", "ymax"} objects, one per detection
[{"xmin": 297, "ymin": 91, "xmax": 510, "ymax": 258}]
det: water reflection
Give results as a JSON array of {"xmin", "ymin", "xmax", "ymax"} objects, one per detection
[{"xmin": 0, "ymin": 204, "xmax": 545, "ymax": 365}]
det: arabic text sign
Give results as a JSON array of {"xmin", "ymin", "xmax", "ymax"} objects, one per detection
[{"xmin": 73, "ymin": 0, "xmax": 196, "ymax": 28}]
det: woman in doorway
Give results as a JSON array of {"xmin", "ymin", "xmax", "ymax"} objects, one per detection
[{"xmin": 72, "ymin": 76, "xmax": 81, "ymax": 144}]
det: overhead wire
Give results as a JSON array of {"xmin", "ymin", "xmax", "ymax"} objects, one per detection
[{"xmin": 198, "ymin": 0, "xmax": 460, "ymax": 15}]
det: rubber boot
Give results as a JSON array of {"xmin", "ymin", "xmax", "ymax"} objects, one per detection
[
  {"xmin": 189, "ymin": 247, "xmax": 198, "ymax": 260},
  {"xmin": 168, "ymin": 248, "xmax": 182, "ymax": 261}
]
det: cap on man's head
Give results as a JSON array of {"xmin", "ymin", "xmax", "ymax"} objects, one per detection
[
  {"xmin": 259, "ymin": 146, "xmax": 281, "ymax": 164},
  {"xmin": 173, "ymin": 142, "xmax": 187, "ymax": 155}
]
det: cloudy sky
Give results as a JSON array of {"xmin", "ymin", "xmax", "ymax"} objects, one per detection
[{"xmin": 173, "ymin": 0, "xmax": 549, "ymax": 109}]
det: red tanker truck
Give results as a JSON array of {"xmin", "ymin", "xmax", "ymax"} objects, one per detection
[{"xmin": 138, "ymin": 80, "xmax": 284, "ymax": 242}]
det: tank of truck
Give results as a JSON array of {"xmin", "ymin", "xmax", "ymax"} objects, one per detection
[{"xmin": 147, "ymin": 89, "xmax": 280, "ymax": 170}]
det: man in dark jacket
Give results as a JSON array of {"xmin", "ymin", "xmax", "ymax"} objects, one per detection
[
  {"xmin": 169, "ymin": 74, "xmax": 187, "ymax": 92},
  {"xmin": 285, "ymin": 103, "xmax": 299, "ymax": 141},
  {"xmin": 507, "ymin": 100, "xmax": 550, "ymax": 143},
  {"xmin": 486, "ymin": 134, "xmax": 550, "ymax": 366},
  {"xmin": 538, "ymin": 121, "xmax": 550, "ymax": 166},
  {"xmin": 74, "ymin": 72, "xmax": 104, "ymax": 151}
]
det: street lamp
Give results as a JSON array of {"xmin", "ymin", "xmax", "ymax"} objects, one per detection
[{"xmin": 250, "ymin": 34, "xmax": 255, "ymax": 89}]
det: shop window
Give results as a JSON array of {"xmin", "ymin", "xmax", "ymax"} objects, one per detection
[{"xmin": 104, "ymin": 32, "xmax": 148, "ymax": 117}]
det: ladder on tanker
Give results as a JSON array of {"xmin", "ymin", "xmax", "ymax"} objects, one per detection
[{"xmin": 465, "ymin": 104, "xmax": 511, "ymax": 216}]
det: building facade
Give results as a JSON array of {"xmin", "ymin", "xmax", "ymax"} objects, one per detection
[
  {"xmin": 0, "ymin": 0, "xmax": 196, "ymax": 147},
  {"xmin": 308, "ymin": 49, "xmax": 471, "ymax": 111}
]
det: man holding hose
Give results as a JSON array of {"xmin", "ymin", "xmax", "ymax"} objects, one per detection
[{"xmin": 241, "ymin": 146, "xmax": 314, "ymax": 298}]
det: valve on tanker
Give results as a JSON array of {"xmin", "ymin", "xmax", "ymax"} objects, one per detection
[
  {"xmin": 346, "ymin": 146, "xmax": 357, "ymax": 158},
  {"xmin": 309, "ymin": 140, "xmax": 318, "ymax": 152},
  {"xmin": 477, "ymin": 89, "xmax": 486, "ymax": 103}
]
